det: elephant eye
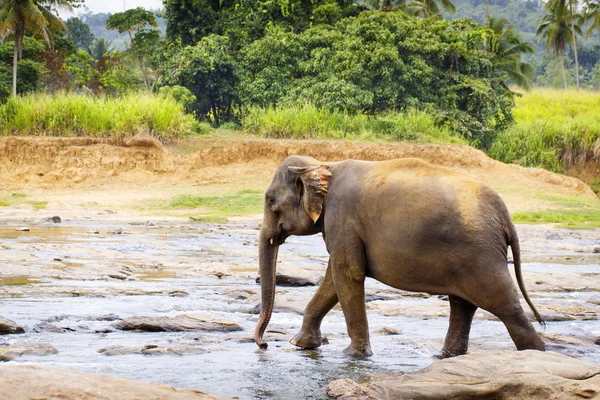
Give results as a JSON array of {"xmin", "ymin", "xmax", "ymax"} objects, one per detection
[{"xmin": 265, "ymin": 195, "xmax": 277, "ymax": 211}]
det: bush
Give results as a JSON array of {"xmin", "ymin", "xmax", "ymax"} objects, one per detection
[{"xmin": 0, "ymin": 92, "xmax": 198, "ymax": 140}]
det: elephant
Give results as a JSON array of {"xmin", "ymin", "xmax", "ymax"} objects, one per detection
[{"xmin": 253, "ymin": 155, "xmax": 546, "ymax": 358}]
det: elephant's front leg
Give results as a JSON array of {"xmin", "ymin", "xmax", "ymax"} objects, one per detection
[
  {"xmin": 330, "ymin": 244, "xmax": 372, "ymax": 358},
  {"xmin": 290, "ymin": 262, "xmax": 338, "ymax": 349}
]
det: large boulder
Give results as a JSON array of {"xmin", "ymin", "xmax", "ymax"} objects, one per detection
[
  {"xmin": 0, "ymin": 317, "xmax": 25, "ymax": 334},
  {"xmin": 327, "ymin": 350, "xmax": 600, "ymax": 399},
  {"xmin": 113, "ymin": 314, "xmax": 243, "ymax": 332},
  {"xmin": 0, "ymin": 364, "xmax": 228, "ymax": 399}
]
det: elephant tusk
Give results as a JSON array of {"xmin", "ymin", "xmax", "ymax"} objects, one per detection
[{"xmin": 270, "ymin": 238, "xmax": 274, "ymax": 245}]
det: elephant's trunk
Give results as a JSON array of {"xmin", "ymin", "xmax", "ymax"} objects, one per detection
[{"xmin": 254, "ymin": 231, "xmax": 279, "ymax": 349}]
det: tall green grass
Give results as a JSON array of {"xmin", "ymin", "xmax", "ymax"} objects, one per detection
[
  {"xmin": 242, "ymin": 104, "xmax": 467, "ymax": 145},
  {"xmin": 0, "ymin": 92, "xmax": 199, "ymax": 140},
  {"xmin": 489, "ymin": 89, "xmax": 600, "ymax": 173}
]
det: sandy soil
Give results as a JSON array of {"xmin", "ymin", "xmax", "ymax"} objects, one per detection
[{"xmin": 0, "ymin": 135, "xmax": 596, "ymax": 216}]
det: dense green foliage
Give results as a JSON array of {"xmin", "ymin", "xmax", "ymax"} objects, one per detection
[
  {"xmin": 0, "ymin": 92, "xmax": 198, "ymax": 139},
  {"xmin": 65, "ymin": 17, "xmax": 95, "ymax": 49}
]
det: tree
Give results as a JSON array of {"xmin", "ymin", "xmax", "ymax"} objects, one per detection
[
  {"xmin": 0, "ymin": 0, "xmax": 73, "ymax": 96},
  {"xmin": 87, "ymin": 38, "xmax": 114, "ymax": 61},
  {"xmin": 65, "ymin": 17, "xmax": 95, "ymax": 49},
  {"xmin": 567, "ymin": 0, "xmax": 582, "ymax": 89},
  {"xmin": 584, "ymin": 0, "xmax": 600, "ymax": 37},
  {"xmin": 106, "ymin": 7, "xmax": 159, "ymax": 92},
  {"xmin": 488, "ymin": 16, "xmax": 535, "ymax": 89},
  {"xmin": 407, "ymin": 0, "xmax": 456, "ymax": 18},
  {"xmin": 162, "ymin": 35, "xmax": 238, "ymax": 124},
  {"xmin": 536, "ymin": 0, "xmax": 580, "ymax": 89}
]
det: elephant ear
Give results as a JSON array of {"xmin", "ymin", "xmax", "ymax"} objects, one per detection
[{"xmin": 288, "ymin": 165, "xmax": 332, "ymax": 223}]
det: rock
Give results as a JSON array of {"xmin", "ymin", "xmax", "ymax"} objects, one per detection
[
  {"xmin": 595, "ymin": 337, "xmax": 600, "ymax": 345},
  {"xmin": 0, "ymin": 364, "xmax": 227, "ymax": 399},
  {"xmin": 225, "ymin": 330, "xmax": 289, "ymax": 344},
  {"xmin": 98, "ymin": 344, "xmax": 208, "ymax": 356},
  {"xmin": 33, "ymin": 322, "xmax": 66, "ymax": 333},
  {"xmin": 587, "ymin": 296, "xmax": 600, "ymax": 305},
  {"xmin": 108, "ymin": 273, "xmax": 128, "ymax": 280},
  {"xmin": 0, "ymin": 343, "xmax": 58, "ymax": 358},
  {"xmin": 0, "ymin": 317, "xmax": 25, "ymax": 334},
  {"xmin": 113, "ymin": 314, "xmax": 244, "ymax": 332},
  {"xmin": 255, "ymin": 265, "xmax": 323, "ymax": 287},
  {"xmin": 327, "ymin": 350, "xmax": 600, "ymax": 400},
  {"xmin": 34, "ymin": 216, "xmax": 61, "ymax": 224},
  {"xmin": 15, "ymin": 227, "xmax": 29, "ymax": 232},
  {"xmin": 169, "ymin": 290, "xmax": 189, "ymax": 297},
  {"xmin": 593, "ymin": 247, "xmax": 600, "ymax": 254},
  {"xmin": 375, "ymin": 327, "xmax": 400, "ymax": 335}
]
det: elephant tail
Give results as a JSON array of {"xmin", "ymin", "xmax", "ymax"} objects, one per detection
[{"xmin": 509, "ymin": 224, "xmax": 545, "ymax": 327}]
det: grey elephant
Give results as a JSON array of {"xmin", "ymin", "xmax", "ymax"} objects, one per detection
[{"xmin": 254, "ymin": 155, "xmax": 545, "ymax": 358}]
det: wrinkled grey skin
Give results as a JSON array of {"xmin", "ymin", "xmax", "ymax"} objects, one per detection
[{"xmin": 254, "ymin": 155, "xmax": 545, "ymax": 358}]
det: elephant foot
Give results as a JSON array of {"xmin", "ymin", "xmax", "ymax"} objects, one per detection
[
  {"xmin": 439, "ymin": 348, "xmax": 466, "ymax": 359},
  {"xmin": 290, "ymin": 330, "xmax": 322, "ymax": 349},
  {"xmin": 343, "ymin": 343, "xmax": 373, "ymax": 358}
]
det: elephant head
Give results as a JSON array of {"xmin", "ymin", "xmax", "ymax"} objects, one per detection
[{"xmin": 254, "ymin": 156, "xmax": 332, "ymax": 349}]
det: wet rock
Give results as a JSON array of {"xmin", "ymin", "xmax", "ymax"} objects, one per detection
[
  {"xmin": 225, "ymin": 289, "xmax": 256, "ymax": 300},
  {"xmin": 327, "ymin": 350, "xmax": 600, "ymax": 399},
  {"xmin": 113, "ymin": 314, "xmax": 244, "ymax": 332},
  {"xmin": 110, "ymin": 228, "xmax": 123, "ymax": 235},
  {"xmin": 255, "ymin": 266, "xmax": 323, "ymax": 287},
  {"xmin": 108, "ymin": 273, "xmax": 128, "ymax": 280},
  {"xmin": 0, "ymin": 343, "xmax": 58, "ymax": 358},
  {"xmin": 593, "ymin": 247, "xmax": 600, "ymax": 254},
  {"xmin": 98, "ymin": 344, "xmax": 208, "ymax": 356},
  {"xmin": 15, "ymin": 227, "xmax": 29, "ymax": 232},
  {"xmin": 587, "ymin": 296, "xmax": 600, "ymax": 305},
  {"xmin": 169, "ymin": 290, "xmax": 189, "ymax": 297},
  {"xmin": 34, "ymin": 216, "xmax": 61, "ymax": 224},
  {"xmin": 375, "ymin": 327, "xmax": 400, "ymax": 336},
  {"xmin": 87, "ymin": 230, "xmax": 100, "ymax": 234},
  {"xmin": 0, "ymin": 365, "xmax": 226, "ymax": 399},
  {"xmin": 33, "ymin": 322, "xmax": 66, "ymax": 333},
  {"xmin": 595, "ymin": 337, "xmax": 600, "ymax": 345},
  {"xmin": 225, "ymin": 330, "xmax": 289, "ymax": 344},
  {"xmin": 0, "ymin": 317, "xmax": 24, "ymax": 334}
]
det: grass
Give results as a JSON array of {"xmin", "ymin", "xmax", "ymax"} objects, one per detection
[
  {"xmin": 488, "ymin": 89, "xmax": 600, "ymax": 174},
  {"xmin": 0, "ymin": 92, "xmax": 200, "ymax": 140},
  {"xmin": 242, "ymin": 104, "xmax": 467, "ymax": 145},
  {"xmin": 168, "ymin": 189, "xmax": 264, "ymax": 221},
  {"xmin": 509, "ymin": 191, "xmax": 600, "ymax": 229},
  {"xmin": 0, "ymin": 193, "xmax": 47, "ymax": 209}
]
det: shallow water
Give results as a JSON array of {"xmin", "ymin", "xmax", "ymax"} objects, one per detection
[{"xmin": 1, "ymin": 221, "xmax": 599, "ymax": 399}]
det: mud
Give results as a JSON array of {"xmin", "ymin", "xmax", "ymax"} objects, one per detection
[
  {"xmin": 0, "ymin": 137, "xmax": 594, "ymax": 199},
  {"xmin": 1, "ymin": 215, "xmax": 599, "ymax": 399}
]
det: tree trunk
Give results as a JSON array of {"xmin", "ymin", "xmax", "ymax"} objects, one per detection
[
  {"xmin": 560, "ymin": 54, "xmax": 568, "ymax": 90},
  {"xmin": 570, "ymin": 3, "xmax": 580, "ymax": 90},
  {"xmin": 485, "ymin": 0, "xmax": 489, "ymax": 25},
  {"xmin": 12, "ymin": 37, "xmax": 18, "ymax": 97},
  {"xmin": 128, "ymin": 30, "xmax": 152, "ymax": 94}
]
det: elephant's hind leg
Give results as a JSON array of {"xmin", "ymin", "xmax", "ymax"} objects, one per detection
[
  {"xmin": 441, "ymin": 296, "xmax": 478, "ymax": 358},
  {"xmin": 493, "ymin": 301, "xmax": 545, "ymax": 351},
  {"xmin": 290, "ymin": 262, "xmax": 338, "ymax": 349},
  {"xmin": 463, "ymin": 267, "xmax": 545, "ymax": 352}
]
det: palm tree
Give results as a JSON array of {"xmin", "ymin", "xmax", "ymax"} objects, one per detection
[
  {"xmin": 0, "ymin": 0, "xmax": 72, "ymax": 97},
  {"xmin": 567, "ymin": 0, "xmax": 582, "ymax": 89},
  {"xmin": 87, "ymin": 38, "xmax": 114, "ymax": 61},
  {"xmin": 488, "ymin": 16, "xmax": 535, "ymax": 89},
  {"xmin": 406, "ymin": 0, "xmax": 456, "ymax": 19},
  {"xmin": 536, "ymin": 0, "xmax": 580, "ymax": 89},
  {"xmin": 584, "ymin": 0, "xmax": 600, "ymax": 37}
]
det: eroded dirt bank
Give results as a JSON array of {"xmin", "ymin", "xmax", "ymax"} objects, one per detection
[{"xmin": 0, "ymin": 136, "xmax": 594, "ymax": 201}]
